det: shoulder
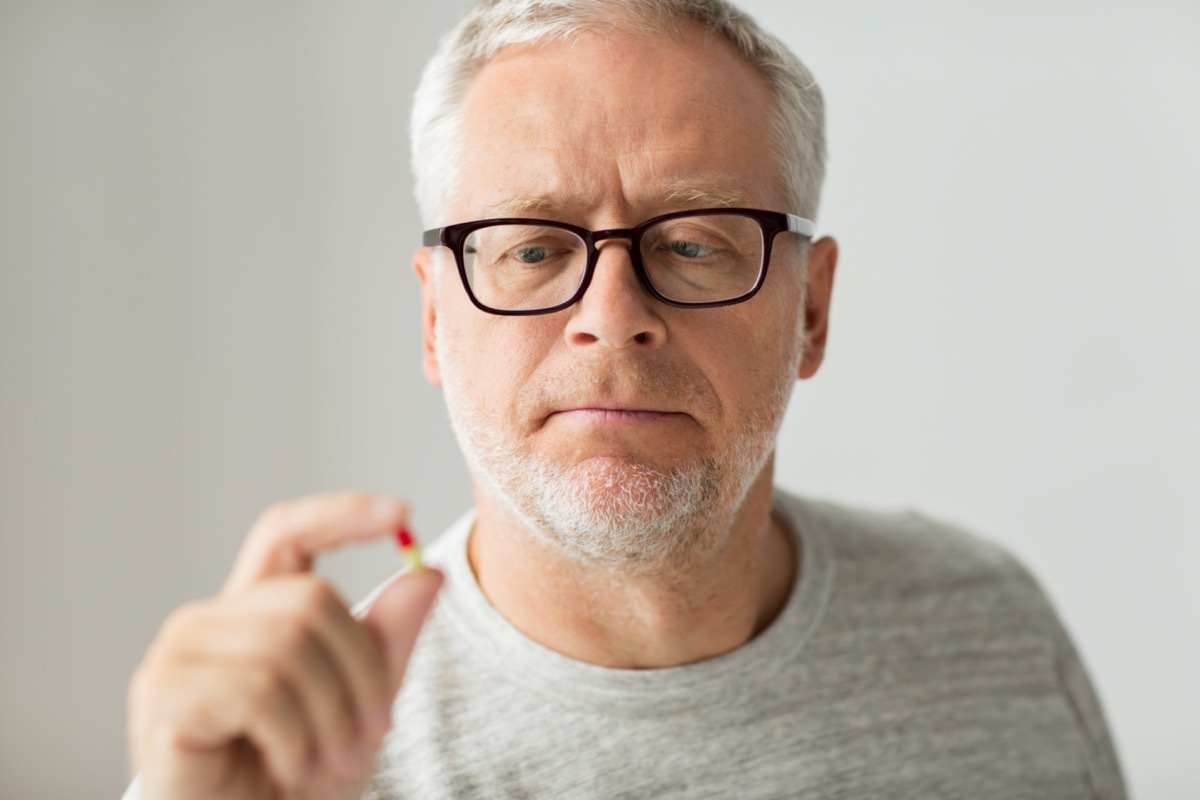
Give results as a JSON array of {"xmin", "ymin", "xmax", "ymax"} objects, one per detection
[
  {"xmin": 778, "ymin": 488, "xmax": 1017, "ymax": 569},
  {"xmin": 773, "ymin": 490, "xmax": 1128, "ymax": 797},
  {"xmin": 775, "ymin": 489, "xmax": 1056, "ymax": 628}
]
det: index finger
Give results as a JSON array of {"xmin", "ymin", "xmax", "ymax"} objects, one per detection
[{"xmin": 223, "ymin": 492, "xmax": 408, "ymax": 594}]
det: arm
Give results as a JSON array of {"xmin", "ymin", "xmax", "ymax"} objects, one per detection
[
  {"xmin": 1002, "ymin": 555, "xmax": 1128, "ymax": 800},
  {"xmin": 1050, "ymin": 612, "xmax": 1127, "ymax": 800}
]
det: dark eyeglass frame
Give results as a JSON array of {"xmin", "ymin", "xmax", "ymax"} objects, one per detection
[{"xmin": 421, "ymin": 207, "xmax": 816, "ymax": 316}]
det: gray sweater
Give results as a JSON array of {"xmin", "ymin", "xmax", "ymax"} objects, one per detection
[
  {"xmin": 367, "ymin": 489, "xmax": 1125, "ymax": 799},
  {"xmin": 122, "ymin": 490, "xmax": 1125, "ymax": 799}
]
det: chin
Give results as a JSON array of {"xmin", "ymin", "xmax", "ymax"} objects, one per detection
[{"xmin": 480, "ymin": 450, "xmax": 730, "ymax": 569}]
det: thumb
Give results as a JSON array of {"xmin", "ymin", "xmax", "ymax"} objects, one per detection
[{"xmin": 360, "ymin": 567, "xmax": 444, "ymax": 693}]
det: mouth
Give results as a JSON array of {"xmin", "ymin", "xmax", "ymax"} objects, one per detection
[{"xmin": 547, "ymin": 406, "xmax": 687, "ymax": 427}]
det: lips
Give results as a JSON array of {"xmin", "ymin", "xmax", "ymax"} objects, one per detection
[
  {"xmin": 557, "ymin": 404, "xmax": 678, "ymax": 415},
  {"xmin": 521, "ymin": 358, "xmax": 715, "ymax": 430},
  {"xmin": 547, "ymin": 406, "xmax": 686, "ymax": 428}
]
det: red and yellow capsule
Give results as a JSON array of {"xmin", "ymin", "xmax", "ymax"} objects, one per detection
[{"xmin": 394, "ymin": 527, "xmax": 423, "ymax": 572}]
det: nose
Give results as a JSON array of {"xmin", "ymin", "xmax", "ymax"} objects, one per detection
[{"xmin": 562, "ymin": 238, "xmax": 667, "ymax": 350}]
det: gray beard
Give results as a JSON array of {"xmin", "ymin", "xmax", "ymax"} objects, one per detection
[{"xmin": 440, "ymin": 365, "xmax": 784, "ymax": 572}]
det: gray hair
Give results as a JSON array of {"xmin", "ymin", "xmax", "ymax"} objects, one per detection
[{"xmin": 410, "ymin": 0, "xmax": 826, "ymax": 227}]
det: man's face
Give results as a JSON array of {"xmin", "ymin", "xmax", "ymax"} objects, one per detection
[{"xmin": 415, "ymin": 22, "xmax": 834, "ymax": 565}]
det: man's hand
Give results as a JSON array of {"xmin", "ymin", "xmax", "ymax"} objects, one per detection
[{"xmin": 127, "ymin": 493, "xmax": 443, "ymax": 800}]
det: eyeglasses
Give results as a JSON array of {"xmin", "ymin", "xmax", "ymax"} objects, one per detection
[{"xmin": 422, "ymin": 207, "xmax": 815, "ymax": 316}]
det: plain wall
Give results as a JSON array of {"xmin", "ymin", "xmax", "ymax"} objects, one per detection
[{"xmin": 1, "ymin": 0, "xmax": 1196, "ymax": 796}]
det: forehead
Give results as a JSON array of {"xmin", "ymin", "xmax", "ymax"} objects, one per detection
[{"xmin": 452, "ymin": 23, "xmax": 785, "ymax": 222}]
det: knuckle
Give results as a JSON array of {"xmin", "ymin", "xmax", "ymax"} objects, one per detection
[
  {"xmin": 275, "ymin": 614, "xmax": 318, "ymax": 656},
  {"xmin": 245, "ymin": 664, "xmax": 289, "ymax": 713},
  {"xmin": 147, "ymin": 600, "xmax": 212, "ymax": 662},
  {"xmin": 158, "ymin": 600, "xmax": 203, "ymax": 640},
  {"xmin": 253, "ymin": 499, "xmax": 296, "ymax": 536},
  {"xmin": 126, "ymin": 661, "xmax": 160, "ymax": 715},
  {"xmin": 293, "ymin": 575, "xmax": 341, "ymax": 616}
]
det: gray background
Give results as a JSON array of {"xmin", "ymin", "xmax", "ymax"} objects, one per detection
[{"xmin": 1, "ymin": 1, "xmax": 1197, "ymax": 797}]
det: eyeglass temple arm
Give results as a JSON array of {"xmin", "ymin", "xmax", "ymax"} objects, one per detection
[
  {"xmin": 786, "ymin": 214, "xmax": 816, "ymax": 238},
  {"xmin": 422, "ymin": 229, "xmax": 442, "ymax": 247}
]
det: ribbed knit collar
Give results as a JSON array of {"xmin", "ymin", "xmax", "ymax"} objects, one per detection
[{"xmin": 424, "ymin": 489, "xmax": 836, "ymax": 718}]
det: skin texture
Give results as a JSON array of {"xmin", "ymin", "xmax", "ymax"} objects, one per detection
[
  {"xmin": 126, "ymin": 17, "xmax": 838, "ymax": 799},
  {"xmin": 413, "ymin": 22, "xmax": 838, "ymax": 668}
]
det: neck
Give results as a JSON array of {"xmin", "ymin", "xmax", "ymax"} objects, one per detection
[{"xmin": 466, "ymin": 464, "xmax": 796, "ymax": 668}]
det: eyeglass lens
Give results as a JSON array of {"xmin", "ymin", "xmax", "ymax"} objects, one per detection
[{"xmin": 461, "ymin": 213, "xmax": 765, "ymax": 312}]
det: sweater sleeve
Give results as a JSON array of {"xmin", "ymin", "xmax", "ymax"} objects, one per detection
[
  {"xmin": 1050, "ymin": 613, "xmax": 1128, "ymax": 800},
  {"xmin": 1002, "ymin": 554, "xmax": 1128, "ymax": 800}
]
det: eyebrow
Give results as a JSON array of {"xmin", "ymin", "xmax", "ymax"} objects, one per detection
[
  {"xmin": 659, "ymin": 185, "xmax": 747, "ymax": 208},
  {"xmin": 482, "ymin": 183, "xmax": 751, "ymax": 219},
  {"xmin": 484, "ymin": 196, "xmax": 560, "ymax": 216}
]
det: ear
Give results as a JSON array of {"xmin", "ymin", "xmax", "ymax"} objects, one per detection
[
  {"xmin": 798, "ymin": 236, "xmax": 838, "ymax": 380},
  {"xmin": 412, "ymin": 248, "xmax": 442, "ymax": 387}
]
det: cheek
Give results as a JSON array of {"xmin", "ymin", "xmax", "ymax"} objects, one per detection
[
  {"xmin": 697, "ymin": 296, "xmax": 803, "ymax": 414},
  {"xmin": 479, "ymin": 318, "xmax": 557, "ymax": 382},
  {"xmin": 758, "ymin": 265, "xmax": 807, "ymax": 363},
  {"xmin": 438, "ymin": 306, "xmax": 556, "ymax": 400},
  {"xmin": 722, "ymin": 281, "xmax": 803, "ymax": 363}
]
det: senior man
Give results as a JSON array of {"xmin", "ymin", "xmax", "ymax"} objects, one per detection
[{"xmin": 125, "ymin": 1, "xmax": 1126, "ymax": 798}]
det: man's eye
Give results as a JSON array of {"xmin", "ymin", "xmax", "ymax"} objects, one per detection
[
  {"xmin": 666, "ymin": 240, "xmax": 715, "ymax": 258},
  {"xmin": 513, "ymin": 246, "xmax": 549, "ymax": 264}
]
